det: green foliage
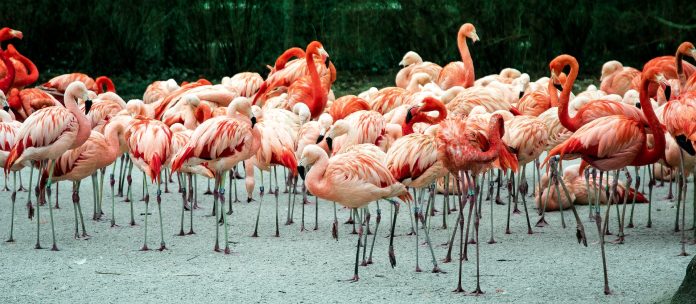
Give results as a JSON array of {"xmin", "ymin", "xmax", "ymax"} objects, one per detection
[{"xmin": 2, "ymin": 0, "xmax": 696, "ymax": 98}]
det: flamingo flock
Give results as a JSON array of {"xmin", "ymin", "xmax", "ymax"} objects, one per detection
[{"xmin": 1, "ymin": 24, "xmax": 696, "ymax": 296}]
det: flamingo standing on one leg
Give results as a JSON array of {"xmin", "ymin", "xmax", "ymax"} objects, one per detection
[
  {"xmin": 544, "ymin": 68, "xmax": 667, "ymax": 295},
  {"xmin": 124, "ymin": 116, "xmax": 173, "ymax": 251},
  {"xmin": 298, "ymin": 144, "xmax": 412, "ymax": 281},
  {"xmin": 437, "ymin": 23, "xmax": 479, "ymax": 90},
  {"xmin": 4, "ymin": 81, "xmax": 93, "ymax": 251}
]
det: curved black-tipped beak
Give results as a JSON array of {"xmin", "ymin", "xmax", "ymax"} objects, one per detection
[
  {"xmin": 553, "ymin": 83, "xmax": 563, "ymax": 91},
  {"xmin": 676, "ymin": 135, "xmax": 696, "ymax": 156},
  {"xmin": 251, "ymin": 116, "xmax": 257, "ymax": 127},
  {"xmin": 405, "ymin": 108, "xmax": 415, "ymax": 124},
  {"xmin": 315, "ymin": 134, "xmax": 324, "ymax": 144},
  {"xmin": 2, "ymin": 105, "xmax": 9, "ymax": 112},
  {"xmin": 664, "ymin": 85, "xmax": 672, "ymax": 101},
  {"xmin": 326, "ymin": 137, "xmax": 333, "ymax": 151},
  {"xmin": 326, "ymin": 59, "xmax": 332, "ymax": 69},
  {"xmin": 518, "ymin": 91, "xmax": 524, "ymax": 99},
  {"xmin": 84, "ymin": 99, "xmax": 93, "ymax": 114},
  {"xmin": 297, "ymin": 166, "xmax": 306, "ymax": 180},
  {"xmin": 635, "ymin": 102, "xmax": 641, "ymax": 109}
]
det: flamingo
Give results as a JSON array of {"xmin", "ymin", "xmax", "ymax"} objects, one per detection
[
  {"xmin": 638, "ymin": 41, "xmax": 696, "ymax": 96},
  {"xmin": 395, "ymin": 51, "xmax": 442, "ymax": 88},
  {"xmin": 544, "ymin": 67, "xmax": 666, "ymax": 295},
  {"xmin": 1, "ymin": 44, "xmax": 39, "ymax": 89},
  {"xmin": 447, "ymin": 86, "xmax": 521, "ymax": 117},
  {"xmin": 6, "ymin": 88, "xmax": 61, "ymax": 122},
  {"xmin": 436, "ymin": 113, "xmax": 517, "ymax": 294},
  {"xmin": 437, "ymin": 23, "xmax": 479, "ymax": 90},
  {"xmin": 600, "ymin": 60, "xmax": 640, "ymax": 96},
  {"xmin": 41, "ymin": 73, "xmax": 116, "ymax": 95},
  {"xmin": 143, "ymin": 79, "xmax": 180, "ymax": 104},
  {"xmin": 323, "ymin": 110, "xmax": 388, "ymax": 154},
  {"xmin": 549, "ymin": 55, "xmax": 646, "ymax": 132},
  {"xmin": 4, "ymin": 81, "xmax": 93, "ymax": 251},
  {"xmin": 284, "ymin": 41, "xmax": 331, "ymax": 119},
  {"xmin": 171, "ymin": 97, "xmax": 261, "ymax": 254},
  {"xmin": 329, "ymin": 95, "xmax": 370, "ymax": 121},
  {"xmin": 298, "ymin": 144, "xmax": 411, "ymax": 281},
  {"xmin": 161, "ymin": 94, "xmax": 204, "ymax": 129},
  {"xmin": 123, "ymin": 115, "xmax": 173, "ymax": 251},
  {"xmin": 0, "ymin": 49, "xmax": 15, "ymax": 94},
  {"xmin": 0, "ymin": 27, "xmax": 22, "ymax": 45},
  {"xmin": 221, "ymin": 72, "xmax": 263, "ymax": 97},
  {"xmin": 0, "ymin": 105, "xmax": 25, "ymax": 242}
]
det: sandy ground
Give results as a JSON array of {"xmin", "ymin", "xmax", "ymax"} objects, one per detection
[{"xmin": 0, "ymin": 158, "xmax": 692, "ymax": 304}]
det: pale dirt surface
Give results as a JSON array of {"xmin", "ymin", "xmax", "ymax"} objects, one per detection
[{"xmin": 0, "ymin": 159, "xmax": 692, "ymax": 304}]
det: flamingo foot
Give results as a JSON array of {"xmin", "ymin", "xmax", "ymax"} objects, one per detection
[
  {"xmin": 224, "ymin": 247, "xmax": 231, "ymax": 255},
  {"xmin": 367, "ymin": 258, "xmax": 373, "ymax": 265},
  {"xmin": 388, "ymin": 245, "xmax": 396, "ymax": 267},
  {"xmin": 213, "ymin": 243, "xmax": 221, "ymax": 252},
  {"xmin": 495, "ymin": 197, "xmax": 505, "ymax": 205},
  {"xmin": 140, "ymin": 245, "xmax": 149, "ymax": 251},
  {"xmin": 187, "ymin": 229, "xmax": 195, "ymax": 235},
  {"xmin": 344, "ymin": 218, "xmax": 355, "ymax": 224},
  {"xmin": 535, "ymin": 216, "xmax": 548, "ymax": 227},
  {"xmin": 251, "ymin": 231, "xmax": 259, "ymax": 238},
  {"xmin": 332, "ymin": 220, "xmax": 338, "ymax": 240},
  {"xmin": 6, "ymin": 238, "xmax": 14, "ymax": 243},
  {"xmin": 470, "ymin": 288, "xmax": 485, "ymax": 296},
  {"xmin": 51, "ymin": 244, "xmax": 59, "ymax": 251},
  {"xmin": 487, "ymin": 238, "xmax": 497, "ymax": 244},
  {"xmin": 158, "ymin": 243, "xmax": 168, "ymax": 251},
  {"xmin": 415, "ymin": 266, "xmax": 422, "ymax": 272},
  {"xmin": 452, "ymin": 286, "xmax": 465, "ymax": 293},
  {"xmin": 611, "ymin": 236, "xmax": 625, "ymax": 244},
  {"xmin": 512, "ymin": 205, "xmax": 521, "ymax": 214},
  {"xmin": 177, "ymin": 230, "xmax": 185, "ymax": 236},
  {"xmin": 35, "ymin": 243, "xmax": 43, "ymax": 250},
  {"xmin": 432, "ymin": 266, "xmax": 445, "ymax": 273},
  {"xmin": 348, "ymin": 275, "xmax": 360, "ymax": 282}
]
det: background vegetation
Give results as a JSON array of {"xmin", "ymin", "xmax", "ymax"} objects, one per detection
[{"xmin": 2, "ymin": 0, "xmax": 696, "ymax": 97}]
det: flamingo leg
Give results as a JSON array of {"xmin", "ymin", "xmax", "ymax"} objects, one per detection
[
  {"xmin": 332, "ymin": 201, "xmax": 338, "ymax": 240},
  {"xmin": 598, "ymin": 170, "xmax": 619, "ymax": 295},
  {"xmin": 453, "ymin": 171, "xmax": 466, "ymax": 293},
  {"xmin": 187, "ymin": 173, "xmax": 195, "ymax": 235},
  {"xmin": 213, "ymin": 179, "xmax": 221, "ymax": 251},
  {"xmin": 444, "ymin": 177, "xmax": 463, "ymax": 263},
  {"xmin": 505, "ymin": 170, "xmax": 513, "ymax": 234},
  {"xmin": 367, "ymin": 200, "xmax": 381, "ymax": 265},
  {"xmin": 298, "ymin": 184, "xmax": 306, "ymax": 231},
  {"xmin": 34, "ymin": 161, "xmax": 42, "ymax": 249},
  {"xmin": 98, "ymin": 167, "xmax": 106, "ymax": 217},
  {"xmin": 72, "ymin": 182, "xmax": 80, "ymax": 238},
  {"xmin": 274, "ymin": 185, "xmax": 280, "ymax": 237},
  {"xmin": 614, "ymin": 172, "xmax": 632, "ymax": 244},
  {"xmin": 227, "ymin": 170, "xmax": 233, "ymax": 215},
  {"xmin": 116, "ymin": 154, "xmax": 124, "ymax": 197},
  {"xmin": 204, "ymin": 179, "xmax": 212, "ymax": 195},
  {"xmin": 406, "ymin": 187, "xmax": 417, "ymax": 236},
  {"xmin": 647, "ymin": 165, "xmax": 654, "ymax": 228},
  {"xmin": 54, "ymin": 181, "xmax": 59, "ymax": 209},
  {"xmin": 487, "ymin": 175, "xmax": 496, "ymax": 244},
  {"xmin": 422, "ymin": 185, "xmax": 442, "ymax": 273},
  {"xmin": 442, "ymin": 174, "xmax": 450, "ymax": 229},
  {"xmin": 178, "ymin": 173, "xmax": 187, "ymax": 236},
  {"xmin": 233, "ymin": 165, "xmax": 240, "ymax": 203},
  {"xmin": 470, "ymin": 172, "xmax": 484, "ymax": 296},
  {"xmin": 519, "ymin": 166, "xmax": 533, "ymax": 234},
  {"xmin": 627, "ymin": 166, "xmax": 640, "ymax": 228},
  {"xmin": 91, "ymin": 173, "xmax": 99, "ymax": 220},
  {"xmin": 349, "ymin": 208, "xmax": 363, "ymax": 282},
  {"xmin": 314, "ymin": 195, "xmax": 319, "ymax": 231},
  {"xmin": 6, "ymin": 171, "xmax": 17, "ymax": 242},
  {"xmin": 44, "ymin": 159, "xmax": 59, "ymax": 251},
  {"xmin": 678, "ymin": 149, "xmax": 688, "ymax": 256},
  {"xmin": 163, "ymin": 169, "xmax": 170, "ymax": 193},
  {"xmin": 251, "ymin": 178, "xmax": 264, "ymax": 238},
  {"xmin": 537, "ymin": 162, "xmax": 551, "ymax": 227},
  {"xmin": 110, "ymin": 171, "xmax": 117, "ymax": 227},
  {"xmin": 414, "ymin": 188, "xmax": 425, "ymax": 272},
  {"xmin": 193, "ymin": 174, "xmax": 199, "ymax": 209},
  {"xmin": 558, "ymin": 168, "xmax": 587, "ymax": 247},
  {"xmin": 360, "ymin": 208, "xmax": 371, "ymax": 266},
  {"xmin": 387, "ymin": 200, "xmax": 400, "ymax": 268},
  {"xmin": 218, "ymin": 175, "xmax": 231, "ymax": 254},
  {"xmin": 140, "ymin": 177, "xmax": 150, "ymax": 251},
  {"xmin": 554, "ymin": 162, "xmax": 566, "ymax": 228},
  {"xmin": 156, "ymin": 177, "xmax": 167, "ymax": 251},
  {"xmin": 76, "ymin": 181, "xmax": 88, "ymax": 238},
  {"xmin": 125, "ymin": 158, "xmax": 134, "ymax": 203},
  {"xmin": 674, "ymin": 164, "xmax": 682, "ymax": 233}
]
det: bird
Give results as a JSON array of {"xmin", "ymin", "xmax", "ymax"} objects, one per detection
[
  {"xmin": 329, "ymin": 95, "xmax": 370, "ymax": 121},
  {"xmin": 0, "ymin": 106, "xmax": 24, "ymax": 243},
  {"xmin": 437, "ymin": 23, "xmax": 479, "ymax": 90},
  {"xmin": 600, "ymin": 60, "xmax": 640, "ymax": 96},
  {"xmin": 1, "ymin": 44, "xmax": 39, "ymax": 90},
  {"xmin": 544, "ymin": 67, "xmax": 666, "ymax": 295},
  {"xmin": 549, "ymin": 54, "xmax": 646, "ymax": 132},
  {"xmin": 123, "ymin": 115, "xmax": 173, "ymax": 251},
  {"xmin": 285, "ymin": 41, "xmax": 332, "ymax": 119},
  {"xmin": 5, "ymin": 81, "xmax": 94, "ymax": 251},
  {"xmin": 638, "ymin": 41, "xmax": 696, "ymax": 97},
  {"xmin": 171, "ymin": 97, "xmax": 261, "ymax": 254},
  {"xmin": 143, "ymin": 79, "xmax": 180, "ymax": 105},
  {"xmin": 395, "ymin": 51, "xmax": 442, "ymax": 88},
  {"xmin": 436, "ymin": 113, "xmax": 517, "ymax": 294},
  {"xmin": 221, "ymin": 72, "xmax": 263, "ymax": 97},
  {"xmin": 0, "ymin": 49, "xmax": 15, "ymax": 94},
  {"xmin": 298, "ymin": 144, "xmax": 412, "ymax": 281},
  {"xmin": 323, "ymin": 110, "xmax": 387, "ymax": 154},
  {"xmin": 41, "ymin": 73, "xmax": 116, "ymax": 95}
]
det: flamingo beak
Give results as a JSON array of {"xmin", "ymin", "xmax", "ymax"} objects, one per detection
[
  {"xmin": 250, "ymin": 116, "xmax": 257, "ymax": 127},
  {"xmin": 405, "ymin": 106, "xmax": 419, "ymax": 124},
  {"xmin": 470, "ymin": 31, "xmax": 479, "ymax": 43},
  {"xmin": 326, "ymin": 137, "xmax": 333, "ymax": 151},
  {"xmin": 10, "ymin": 30, "xmax": 22, "ymax": 39},
  {"xmin": 318, "ymin": 47, "xmax": 329, "ymax": 60},
  {"xmin": 84, "ymin": 99, "xmax": 93, "ymax": 114},
  {"xmin": 518, "ymin": 91, "xmax": 525, "ymax": 99},
  {"xmin": 315, "ymin": 134, "xmax": 324, "ymax": 144},
  {"xmin": 297, "ymin": 166, "xmax": 306, "ymax": 180}
]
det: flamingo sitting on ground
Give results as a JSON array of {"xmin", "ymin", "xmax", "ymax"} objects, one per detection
[
  {"xmin": 298, "ymin": 144, "xmax": 412, "ymax": 281},
  {"xmin": 600, "ymin": 60, "xmax": 640, "ymax": 96},
  {"xmin": 395, "ymin": 51, "xmax": 442, "ymax": 88},
  {"xmin": 4, "ymin": 81, "xmax": 93, "ymax": 251}
]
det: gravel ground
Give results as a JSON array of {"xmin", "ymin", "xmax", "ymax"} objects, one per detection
[{"xmin": 0, "ymin": 158, "xmax": 692, "ymax": 304}]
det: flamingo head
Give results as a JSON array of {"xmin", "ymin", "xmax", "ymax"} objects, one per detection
[
  {"xmin": 677, "ymin": 42, "xmax": 696, "ymax": 60},
  {"xmin": 600, "ymin": 60, "xmax": 623, "ymax": 81},
  {"xmin": 399, "ymin": 51, "xmax": 423, "ymax": 67},
  {"xmin": 324, "ymin": 119, "xmax": 349, "ymax": 151},
  {"xmin": 0, "ymin": 28, "xmax": 22, "ymax": 41},
  {"xmin": 66, "ymin": 81, "xmax": 92, "ymax": 114},
  {"xmin": 460, "ymin": 23, "xmax": 479, "ymax": 43},
  {"xmin": 298, "ymin": 145, "xmax": 326, "ymax": 180}
]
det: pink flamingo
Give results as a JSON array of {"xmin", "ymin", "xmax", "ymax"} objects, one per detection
[
  {"xmin": 436, "ymin": 113, "xmax": 517, "ymax": 294},
  {"xmin": 221, "ymin": 72, "xmax": 263, "ymax": 97},
  {"xmin": 437, "ymin": 23, "xmax": 479, "ymax": 90},
  {"xmin": 638, "ymin": 42, "xmax": 696, "ymax": 97},
  {"xmin": 396, "ymin": 51, "xmax": 442, "ymax": 88},
  {"xmin": 323, "ymin": 110, "xmax": 387, "ymax": 154},
  {"xmin": 124, "ymin": 116, "xmax": 173, "ymax": 251},
  {"xmin": 298, "ymin": 144, "xmax": 412, "ymax": 281},
  {"xmin": 143, "ymin": 79, "xmax": 179, "ymax": 104},
  {"xmin": 329, "ymin": 95, "xmax": 370, "ymax": 121},
  {"xmin": 544, "ymin": 68, "xmax": 666, "ymax": 295},
  {"xmin": 171, "ymin": 97, "xmax": 261, "ymax": 254},
  {"xmin": 0, "ymin": 106, "xmax": 24, "ymax": 242},
  {"xmin": 285, "ymin": 41, "xmax": 332, "ymax": 119},
  {"xmin": 4, "ymin": 81, "xmax": 93, "ymax": 251},
  {"xmin": 600, "ymin": 60, "xmax": 640, "ymax": 96},
  {"xmin": 0, "ymin": 49, "xmax": 15, "ymax": 94},
  {"xmin": 1, "ymin": 44, "xmax": 39, "ymax": 89}
]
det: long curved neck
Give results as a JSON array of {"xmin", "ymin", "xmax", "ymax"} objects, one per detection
[
  {"xmin": 275, "ymin": 47, "xmax": 305, "ymax": 70},
  {"xmin": 14, "ymin": 53, "xmax": 38, "ymax": 87},
  {"xmin": 305, "ymin": 153, "xmax": 329, "ymax": 198},
  {"xmin": 555, "ymin": 60, "xmax": 581, "ymax": 132},
  {"xmin": 104, "ymin": 120, "xmax": 125, "ymax": 156},
  {"xmin": 95, "ymin": 76, "xmax": 115, "ymax": 94},
  {"xmin": 65, "ymin": 91, "xmax": 92, "ymax": 148},
  {"xmin": 676, "ymin": 49, "xmax": 689, "ymax": 87},
  {"xmin": 457, "ymin": 33, "xmax": 474, "ymax": 88},
  {"xmin": 306, "ymin": 47, "xmax": 325, "ymax": 118},
  {"xmin": 0, "ymin": 52, "xmax": 15, "ymax": 92},
  {"xmin": 635, "ymin": 78, "xmax": 665, "ymax": 165},
  {"xmin": 406, "ymin": 76, "xmax": 422, "ymax": 92}
]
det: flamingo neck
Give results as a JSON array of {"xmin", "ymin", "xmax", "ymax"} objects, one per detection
[
  {"xmin": 306, "ymin": 47, "xmax": 325, "ymax": 119},
  {"xmin": 275, "ymin": 47, "xmax": 305, "ymax": 70},
  {"xmin": 95, "ymin": 76, "xmax": 115, "ymax": 94},
  {"xmin": 556, "ymin": 60, "xmax": 581, "ymax": 132},
  {"xmin": 0, "ymin": 51, "xmax": 14, "ymax": 93},
  {"xmin": 104, "ymin": 120, "xmax": 126, "ymax": 155},
  {"xmin": 305, "ymin": 152, "xmax": 330, "ymax": 199},
  {"xmin": 65, "ymin": 91, "xmax": 92, "ymax": 149},
  {"xmin": 457, "ymin": 33, "xmax": 475, "ymax": 88},
  {"xmin": 14, "ymin": 53, "xmax": 38, "ymax": 88},
  {"xmin": 634, "ymin": 77, "xmax": 665, "ymax": 165}
]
